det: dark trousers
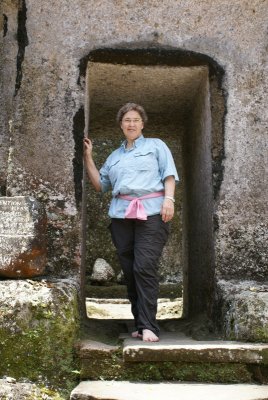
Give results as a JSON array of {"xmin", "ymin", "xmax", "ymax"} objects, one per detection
[{"xmin": 109, "ymin": 215, "xmax": 169, "ymax": 336}]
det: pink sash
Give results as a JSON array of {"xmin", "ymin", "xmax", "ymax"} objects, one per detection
[{"xmin": 117, "ymin": 191, "xmax": 164, "ymax": 220}]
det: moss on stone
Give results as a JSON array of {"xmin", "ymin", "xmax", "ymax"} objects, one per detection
[
  {"xmin": 80, "ymin": 346, "xmax": 253, "ymax": 383},
  {"xmin": 85, "ymin": 138, "xmax": 121, "ymax": 279},
  {"xmin": 251, "ymin": 327, "xmax": 268, "ymax": 343},
  {"xmin": 81, "ymin": 355, "xmax": 253, "ymax": 383},
  {"xmin": 26, "ymin": 385, "xmax": 67, "ymax": 400},
  {"xmin": 261, "ymin": 349, "xmax": 268, "ymax": 365},
  {"xmin": 0, "ymin": 283, "xmax": 80, "ymax": 390},
  {"xmin": 0, "ymin": 379, "xmax": 73, "ymax": 400},
  {"xmin": 216, "ymin": 281, "xmax": 268, "ymax": 343},
  {"xmin": 0, "ymin": 314, "xmax": 79, "ymax": 387},
  {"xmin": 86, "ymin": 304, "xmax": 110, "ymax": 318}
]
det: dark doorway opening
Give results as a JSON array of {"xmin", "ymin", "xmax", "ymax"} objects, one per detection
[{"xmin": 79, "ymin": 47, "xmax": 225, "ymax": 334}]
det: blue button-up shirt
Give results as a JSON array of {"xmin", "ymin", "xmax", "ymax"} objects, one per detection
[{"xmin": 99, "ymin": 135, "xmax": 179, "ymax": 218}]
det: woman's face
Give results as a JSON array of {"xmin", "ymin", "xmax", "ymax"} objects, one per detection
[{"xmin": 120, "ymin": 110, "xmax": 144, "ymax": 143}]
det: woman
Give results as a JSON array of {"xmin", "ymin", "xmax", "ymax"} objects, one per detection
[{"xmin": 83, "ymin": 103, "xmax": 179, "ymax": 342}]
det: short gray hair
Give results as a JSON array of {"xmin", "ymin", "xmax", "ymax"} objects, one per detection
[{"xmin": 116, "ymin": 103, "xmax": 148, "ymax": 125}]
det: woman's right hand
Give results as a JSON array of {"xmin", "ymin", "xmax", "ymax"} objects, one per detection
[{"xmin": 83, "ymin": 137, "xmax": 93, "ymax": 158}]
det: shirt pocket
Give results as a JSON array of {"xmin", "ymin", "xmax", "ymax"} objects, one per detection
[
  {"xmin": 108, "ymin": 158, "xmax": 121, "ymax": 185},
  {"xmin": 133, "ymin": 151, "xmax": 156, "ymax": 171}
]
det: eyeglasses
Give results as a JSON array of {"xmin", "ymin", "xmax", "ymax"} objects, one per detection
[{"xmin": 122, "ymin": 118, "xmax": 142, "ymax": 124}]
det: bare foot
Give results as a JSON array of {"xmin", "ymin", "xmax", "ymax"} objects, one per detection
[
  {"xmin": 142, "ymin": 329, "xmax": 159, "ymax": 342},
  {"xmin": 131, "ymin": 330, "xmax": 142, "ymax": 339}
]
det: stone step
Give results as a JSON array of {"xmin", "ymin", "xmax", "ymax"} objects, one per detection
[
  {"xmin": 77, "ymin": 333, "xmax": 268, "ymax": 383},
  {"xmin": 123, "ymin": 332, "xmax": 268, "ymax": 364},
  {"xmin": 70, "ymin": 381, "xmax": 268, "ymax": 400}
]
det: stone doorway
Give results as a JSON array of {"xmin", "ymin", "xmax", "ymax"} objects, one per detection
[{"xmin": 80, "ymin": 48, "xmax": 225, "ymax": 328}]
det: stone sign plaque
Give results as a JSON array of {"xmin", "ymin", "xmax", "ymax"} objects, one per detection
[{"xmin": 0, "ymin": 196, "xmax": 47, "ymax": 278}]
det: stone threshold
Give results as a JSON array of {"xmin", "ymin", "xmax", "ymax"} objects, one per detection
[
  {"xmin": 123, "ymin": 332, "xmax": 268, "ymax": 364},
  {"xmin": 77, "ymin": 332, "xmax": 268, "ymax": 383},
  {"xmin": 70, "ymin": 381, "xmax": 268, "ymax": 400},
  {"xmin": 77, "ymin": 332, "xmax": 268, "ymax": 365}
]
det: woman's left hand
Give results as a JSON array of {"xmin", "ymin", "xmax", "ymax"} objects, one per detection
[{"xmin": 161, "ymin": 198, "xmax": 174, "ymax": 223}]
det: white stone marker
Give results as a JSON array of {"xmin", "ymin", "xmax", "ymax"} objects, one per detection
[{"xmin": 0, "ymin": 196, "xmax": 47, "ymax": 278}]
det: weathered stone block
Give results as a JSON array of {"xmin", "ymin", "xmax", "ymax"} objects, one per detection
[
  {"xmin": 123, "ymin": 338, "xmax": 268, "ymax": 364},
  {"xmin": 0, "ymin": 196, "xmax": 47, "ymax": 278},
  {"xmin": 0, "ymin": 378, "xmax": 65, "ymax": 400},
  {"xmin": 90, "ymin": 258, "xmax": 115, "ymax": 283},
  {"xmin": 0, "ymin": 279, "xmax": 79, "ymax": 385},
  {"xmin": 70, "ymin": 381, "xmax": 268, "ymax": 400},
  {"xmin": 216, "ymin": 280, "xmax": 268, "ymax": 342},
  {"xmin": 78, "ymin": 336, "xmax": 268, "ymax": 383},
  {"xmin": 80, "ymin": 356, "xmax": 253, "ymax": 383}
]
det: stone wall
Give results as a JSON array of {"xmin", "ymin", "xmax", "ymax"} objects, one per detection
[
  {"xmin": 182, "ymin": 73, "xmax": 214, "ymax": 316},
  {"xmin": 1, "ymin": 0, "xmax": 267, "ymax": 282},
  {"xmin": 0, "ymin": 0, "xmax": 267, "ymax": 387}
]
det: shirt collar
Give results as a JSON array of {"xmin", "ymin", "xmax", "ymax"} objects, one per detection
[{"xmin": 121, "ymin": 134, "xmax": 145, "ymax": 151}]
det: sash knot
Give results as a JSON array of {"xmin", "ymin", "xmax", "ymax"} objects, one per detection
[{"xmin": 117, "ymin": 191, "xmax": 164, "ymax": 220}]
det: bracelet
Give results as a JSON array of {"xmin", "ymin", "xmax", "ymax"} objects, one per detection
[{"xmin": 165, "ymin": 196, "xmax": 175, "ymax": 203}]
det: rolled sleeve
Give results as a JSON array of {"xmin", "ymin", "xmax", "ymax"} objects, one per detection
[
  {"xmin": 157, "ymin": 140, "xmax": 179, "ymax": 183},
  {"xmin": 99, "ymin": 162, "xmax": 112, "ymax": 193}
]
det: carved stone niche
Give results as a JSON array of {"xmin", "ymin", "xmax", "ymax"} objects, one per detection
[{"xmin": 0, "ymin": 196, "xmax": 47, "ymax": 278}]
